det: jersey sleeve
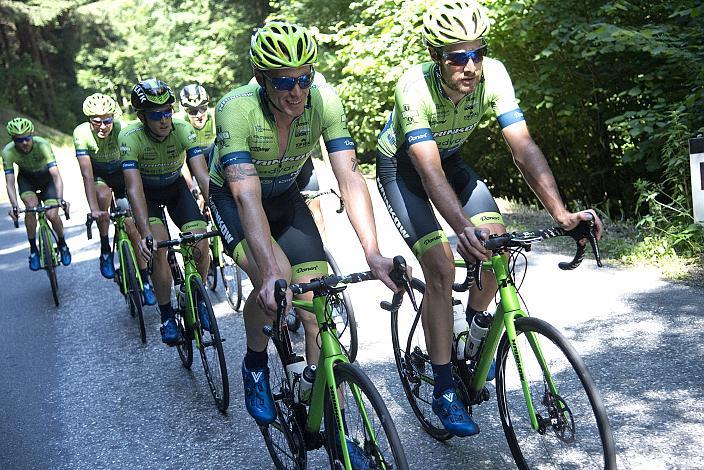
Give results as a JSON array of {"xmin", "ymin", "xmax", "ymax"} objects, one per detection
[
  {"xmin": 176, "ymin": 121, "xmax": 203, "ymax": 160},
  {"xmin": 485, "ymin": 59, "xmax": 525, "ymax": 129},
  {"xmin": 395, "ymin": 71, "xmax": 434, "ymax": 146},
  {"xmin": 119, "ymin": 127, "xmax": 140, "ymax": 171},
  {"xmin": 318, "ymin": 85, "xmax": 355, "ymax": 153},
  {"xmin": 73, "ymin": 124, "xmax": 91, "ymax": 158},
  {"xmin": 215, "ymin": 98, "xmax": 254, "ymax": 168},
  {"xmin": 39, "ymin": 140, "xmax": 58, "ymax": 169}
]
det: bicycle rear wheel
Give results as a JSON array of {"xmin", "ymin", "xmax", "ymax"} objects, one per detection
[
  {"xmin": 40, "ymin": 227, "xmax": 59, "ymax": 307},
  {"xmin": 260, "ymin": 336, "xmax": 307, "ymax": 469},
  {"xmin": 122, "ymin": 247, "xmax": 146, "ymax": 343},
  {"xmin": 325, "ymin": 249, "xmax": 358, "ymax": 363},
  {"xmin": 496, "ymin": 317, "xmax": 616, "ymax": 469},
  {"xmin": 191, "ymin": 276, "xmax": 229, "ymax": 412},
  {"xmin": 324, "ymin": 362, "xmax": 408, "ymax": 469},
  {"xmin": 390, "ymin": 277, "xmax": 451, "ymax": 441},
  {"xmin": 222, "ymin": 255, "xmax": 243, "ymax": 311}
]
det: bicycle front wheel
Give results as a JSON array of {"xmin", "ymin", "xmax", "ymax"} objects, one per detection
[
  {"xmin": 324, "ymin": 362, "xmax": 408, "ymax": 469},
  {"xmin": 390, "ymin": 277, "xmax": 452, "ymax": 441},
  {"xmin": 40, "ymin": 227, "xmax": 59, "ymax": 306},
  {"xmin": 325, "ymin": 249, "xmax": 358, "ymax": 363},
  {"xmin": 191, "ymin": 276, "xmax": 229, "ymax": 412},
  {"xmin": 261, "ymin": 336, "xmax": 307, "ymax": 469},
  {"xmin": 496, "ymin": 317, "xmax": 616, "ymax": 469},
  {"xmin": 221, "ymin": 255, "xmax": 243, "ymax": 312},
  {"xmin": 122, "ymin": 247, "xmax": 146, "ymax": 343}
]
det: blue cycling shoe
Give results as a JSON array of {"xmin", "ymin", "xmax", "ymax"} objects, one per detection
[
  {"xmin": 335, "ymin": 436, "xmax": 371, "ymax": 469},
  {"xmin": 432, "ymin": 388, "xmax": 480, "ymax": 437},
  {"xmin": 160, "ymin": 317, "xmax": 180, "ymax": 344},
  {"xmin": 59, "ymin": 245, "xmax": 71, "ymax": 266},
  {"xmin": 242, "ymin": 360, "xmax": 276, "ymax": 426},
  {"xmin": 198, "ymin": 300, "xmax": 210, "ymax": 332},
  {"xmin": 486, "ymin": 359, "xmax": 496, "ymax": 382},
  {"xmin": 142, "ymin": 282, "xmax": 157, "ymax": 306},
  {"xmin": 29, "ymin": 252, "xmax": 40, "ymax": 271},
  {"xmin": 99, "ymin": 252, "xmax": 115, "ymax": 279}
]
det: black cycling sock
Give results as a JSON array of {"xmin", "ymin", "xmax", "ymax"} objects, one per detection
[
  {"xmin": 140, "ymin": 269, "xmax": 150, "ymax": 284},
  {"xmin": 245, "ymin": 346, "xmax": 268, "ymax": 370},
  {"xmin": 28, "ymin": 238, "xmax": 37, "ymax": 253},
  {"xmin": 57, "ymin": 237, "xmax": 67, "ymax": 248},
  {"xmin": 159, "ymin": 303, "xmax": 174, "ymax": 322},
  {"xmin": 431, "ymin": 362, "xmax": 453, "ymax": 398},
  {"xmin": 100, "ymin": 235, "xmax": 111, "ymax": 254}
]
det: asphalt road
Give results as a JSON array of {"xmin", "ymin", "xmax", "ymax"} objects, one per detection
[{"xmin": 1, "ymin": 150, "xmax": 702, "ymax": 469}]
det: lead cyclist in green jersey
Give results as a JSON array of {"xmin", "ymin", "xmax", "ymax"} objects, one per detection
[
  {"xmin": 120, "ymin": 78, "xmax": 211, "ymax": 345},
  {"xmin": 3, "ymin": 117, "xmax": 71, "ymax": 269},
  {"xmin": 376, "ymin": 0, "xmax": 604, "ymax": 437},
  {"xmin": 208, "ymin": 21, "xmax": 398, "ymax": 436},
  {"xmin": 74, "ymin": 94, "xmax": 156, "ymax": 304}
]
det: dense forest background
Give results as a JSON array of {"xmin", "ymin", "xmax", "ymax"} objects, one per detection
[{"xmin": 1, "ymin": 0, "xmax": 703, "ymax": 257}]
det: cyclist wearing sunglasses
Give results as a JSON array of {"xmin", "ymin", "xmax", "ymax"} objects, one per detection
[
  {"xmin": 120, "ymin": 78, "xmax": 211, "ymax": 344},
  {"xmin": 208, "ymin": 21, "xmax": 397, "ymax": 434},
  {"xmin": 73, "ymin": 94, "xmax": 155, "ymax": 301},
  {"xmin": 376, "ymin": 0, "xmax": 604, "ymax": 437},
  {"xmin": 3, "ymin": 117, "xmax": 72, "ymax": 270}
]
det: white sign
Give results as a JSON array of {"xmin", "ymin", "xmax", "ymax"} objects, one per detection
[{"xmin": 689, "ymin": 137, "xmax": 704, "ymax": 224}]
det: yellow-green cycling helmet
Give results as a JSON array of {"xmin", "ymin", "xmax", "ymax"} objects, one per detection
[
  {"xmin": 250, "ymin": 21, "xmax": 317, "ymax": 70},
  {"xmin": 83, "ymin": 93, "xmax": 120, "ymax": 117},
  {"xmin": 423, "ymin": 0, "xmax": 491, "ymax": 47},
  {"xmin": 6, "ymin": 117, "xmax": 34, "ymax": 136}
]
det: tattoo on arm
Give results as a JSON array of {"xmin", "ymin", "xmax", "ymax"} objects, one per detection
[
  {"xmin": 351, "ymin": 157, "xmax": 359, "ymax": 173},
  {"xmin": 224, "ymin": 164, "xmax": 258, "ymax": 182}
]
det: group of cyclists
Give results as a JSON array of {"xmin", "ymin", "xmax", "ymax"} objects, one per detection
[{"xmin": 2, "ymin": 0, "xmax": 603, "ymax": 451}]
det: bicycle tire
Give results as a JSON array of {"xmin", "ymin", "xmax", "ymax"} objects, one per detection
[
  {"xmin": 191, "ymin": 276, "xmax": 230, "ymax": 412},
  {"xmin": 206, "ymin": 258, "xmax": 218, "ymax": 291},
  {"xmin": 390, "ymin": 277, "xmax": 452, "ymax": 441},
  {"xmin": 260, "ymin": 335, "xmax": 307, "ymax": 469},
  {"xmin": 323, "ymin": 362, "xmax": 408, "ymax": 469},
  {"xmin": 122, "ymin": 246, "xmax": 146, "ymax": 343},
  {"xmin": 41, "ymin": 227, "xmax": 59, "ymax": 307},
  {"xmin": 325, "ymin": 249, "xmax": 358, "ymax": 363},
  {"xmin": 222, "ymin": 256, "xmax": 243, "ymax": 312},
  {"xmin": 496, "ymin": 316, "xmax": 616, "ymax": 469}
]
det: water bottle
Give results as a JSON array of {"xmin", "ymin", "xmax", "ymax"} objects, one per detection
[
  {"xmin": 452, "ymin": 299, "xmax": 468, "ymax": 361},
  {"xmin": 286, "ymin": 359, "xmax": 306, "ymax": 403},
  {"xmin": 177, "ymin": 283, "xmax": 187, "ymax": 310},
  {"xmin": 465, "ymin": 311, "xmax": 493, "ymax": 359},
  {"xmin": 298, "ymin": 364, "xmax": 317, "ymax": 404}
]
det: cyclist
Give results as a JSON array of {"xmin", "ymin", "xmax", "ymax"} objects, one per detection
[
  {"xmin": 208, "ymin": 22, "xmax": 397, "ymax": 439},
  {"xmin": 74, "ymin": 93, "xmax": 157, "ymax": 304},
  {"xmin": 3, "ymin": 117, "xmax": 71, "ymax": 269},
  {"xmin": 376, "ymin": 0, "xmax": 604, "ymax": 437},
  {"xmin": 120, "ymin": 78, "xmax": 211, "ymax": 344}
]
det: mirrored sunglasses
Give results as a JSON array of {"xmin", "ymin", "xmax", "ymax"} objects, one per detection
[
  {"xmin": 442, "ymin": 45, "xmax": 488, "ymax": 66},
  {"xmin": 90, "ymin": 117, "xmax": 114, "ymax": 126},
  {"xmin": 146, "ymin": 109, "xmax": 174, "ymax": 121},
  {"xmin": 263, "ymin": 70, "xmax": 315, "ymax": 92},
  {"xmin": 185, "ymin": 106, "xmax": 208, "ymax": 116}
]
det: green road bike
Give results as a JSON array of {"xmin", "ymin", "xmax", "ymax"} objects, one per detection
[
  {"xmin": 205, "ymin": 216, "xmax": 245, "ymax": 312},
  {"xmin": 150, "ymin": 229, "xmax": 229, "ymax": 412},
  {"xmin": 384, "ymin": 220, "xmax": 616, "ymax": 469},
  {"xmin": 260, "ymin": 269, "xmax": 409, "ymax": 469},
  {"xmin": 86, "ymin": 203, "xmax": 146, "ymax": 343},
  {"xmin": 14, "ymin": 202, "xmax": 70, "ymax": 306}
]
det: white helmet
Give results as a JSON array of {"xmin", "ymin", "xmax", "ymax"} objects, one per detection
[
  {"xmin": 179, "ymin": 84, "xmax": 209, "ymax": 108},
  {"xmin": 423, "ymin": 0, "xmax": 491, "ymax": 47}
]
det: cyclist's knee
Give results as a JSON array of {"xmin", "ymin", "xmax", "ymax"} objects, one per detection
[
  {"xmin": 475, "ymin": 222, "xmax": 505, "ymax": 236},
  {"xmin": 419, "ymin": 249, "xmax": 454, "ymax": 293}
]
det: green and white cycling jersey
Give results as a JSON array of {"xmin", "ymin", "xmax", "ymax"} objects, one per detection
[
  {"xmin": 173, "ymin": 109, "xmax": 216, "ymax": 152},
  {"xmin": 73, "ymin": 120, "xmax": 124, "ymax": 173},
  {"xmin": 377, "ymin": 57, "xmax": 525, "ymax": 160},
  {"xmin": 119, "ymin": 118, "xmax": 202, "ymax": 188},
  {"xmin": 209, "ymin": 82, "xmax": 355, "ymax": 198},
  {"xmin": 1, "ymin": 136, "xmax": 57, "ymax": 175}
]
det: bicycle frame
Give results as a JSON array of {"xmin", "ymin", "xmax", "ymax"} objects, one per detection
[
  {"xmin": 35, "ymin": 212, "xmax": 58, "ymax": 269},
  {"xmin": 171, "ymin": 242, "xmax": 204, "ymax": 350},
  {"xmin": 460, "ymin": 253, "xmax": 558, "ymax": 432},
  {"xmin": 289, "ymin": 293, "xmax": 379, "ymax": 468},
  {"xmin": 114, "ymin": 214, "xmax": 143, "ymax": 293}
]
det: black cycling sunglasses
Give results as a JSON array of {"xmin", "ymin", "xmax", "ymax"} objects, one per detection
[
  {"xmin": 186, "ymin": 106, "xmax": 208, "ymax": 116},
  {"xmin": 263, "ymin": 70, "xmax": 315, "ymax": 92},
  {"xmin": 441, "ymin": 45, "xmax": 488, "ymax": 66}
]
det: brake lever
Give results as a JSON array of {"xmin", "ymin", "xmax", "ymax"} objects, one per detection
[
  {"xmin": 391, "ymin": 255, "xmax": 416, "ymax": 310},
  {"xmin": 85, "ymin": 214, "xmax": 94, "ymax": 240},
  {"xmin": 146, "ymin": 235, "xmax": 154, "ymax": 274}
]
